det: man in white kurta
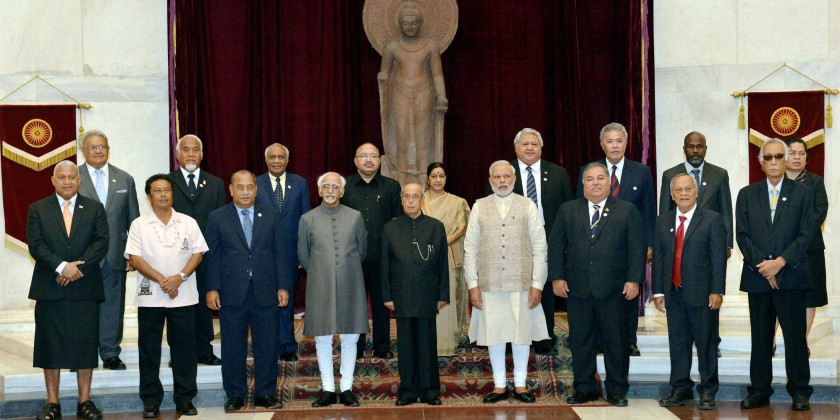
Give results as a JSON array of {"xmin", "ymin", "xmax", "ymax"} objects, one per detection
[{"xmin": 464, "ymin": 161, "xmax": 548, "ymax": 404}]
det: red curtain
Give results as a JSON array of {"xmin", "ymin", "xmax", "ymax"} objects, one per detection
[{"xmin": 171, "ymin": 0, "xmax": 655, "ymax": 205}]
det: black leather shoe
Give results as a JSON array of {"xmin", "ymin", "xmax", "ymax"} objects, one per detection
[
  {"xmin": 197, "ymin": 354, "xmax": 222, "ymax": 365},
  {"xmin": 175, "ymin": 402, "xmax": 198, "ymax": 416},
  {"xmin": 373, "ymin": 350, "xmax": 394, "ymax": 359},
  {"xmin": 482, "ymin": 391, "xmax": 508, "ymax": 404},
  {"xmin": 142, "ymin": 405, "xmax": 160, "ymax": 418},
  {"xmin": 395, "ymin": 396, "xmax": 416, "ymax": 406},
  {"xmin": 340, "ymin": 390, "xmax": 360, "ymax": 407},
  {"xmin": 254, "ymin": 395, "xmax": 283, "ymax": 409},
  {"xmin": 628, "ymin": 344, "xmax": 641, "ymax": 356},
  {"xmin": 103, "ymin": 356, "xmax": 127, "ymax": 370},
  {"xmin": 607, "ymin": 395, "xmax": 628, "ymax": 407},
  {"xmin": 280, "ymin": 352, "xmax": 299, "ymax": 362},
  {"xmin": 658, "ymin": 390, "xmax": 694, "ymax": 407},
  {"xmin": 420, "ymin": 396, "xmax": 442, "ymax": 405},
  {"xmin": 566, "ymin": 391, "xmax": 599, "ymax": 404},
  {"xmin": 224, "ymin": 397, "xmax": 244, "ymax": 412},
  {"xmin": 36, "ymin": 402, "xmax": 61, "ymax": 420},
  {"xmin": 740, "ymin": 393, "xmax": 769, "ymax": 409},
  {"xmin": 77, "ymin": 400, "xmax": 103, "ymax": 420},
  {"xmin": 699, "ymin": 393, "xmax": 716, "ymax": 410},
  {"xmin": 513, "ymin": 390, "xmax": 536, "ymax": 403},
  {"xmin": 312, "ymin": 391, "xmax": 337, "ymax": 407},
  {"xmin": 792, "ymin": 395, "xmax": 810, "ymax": 411}
]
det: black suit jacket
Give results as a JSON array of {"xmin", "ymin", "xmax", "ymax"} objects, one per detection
[
  {"xmin": 659, "ymin": 161, "xmax": 733, "ymax": 248},
  {"xmin": 652, "ymin": 207, "xmax": 727, "ymax": 307},
  {"xmin": 577, "ymin": 158, "xmax": 656, "ymax": 246},
  {"xmin": 27, "ymin": 194, "xmax": 109, "ymax": 301},
  {"xmin": 736, "ymin": 179, "xmax": 814, "ymax": 293},
  {"xmin": 548, "ymin": 197, "xmax": 646, "ymax": 299},
  {"xmin": 491, "ymin": 159, "xmax": 573, "ymax": 235},
  {"xmin": 204, "ymin": 203, "xmax": 289, "ymax": 307},
  {"xmin": 798, "ymin": 171, "xmax": 828, "ymax": 252},
  {"xmin": 168, "ymin": 169, "xmax": 227, "ymax": 232}
]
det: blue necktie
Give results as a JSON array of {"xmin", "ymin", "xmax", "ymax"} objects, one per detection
[
  {"xmin": 241, "ymin": 209, "xmax": 252, "ymax": 247},
  {"xmin": 275, "ymin": 177, "xmax": 285, "ymax": 212},
  {"xmin": 590, "ymin": 204, "xmax": 601, "ymax": 237},
  {"xmin": 94, "ymin": 169, "xmax": 107, "ymax": 204},
  {"xmin": 526, "ymin": 166, "xmax": 538, "ymax": 205}
]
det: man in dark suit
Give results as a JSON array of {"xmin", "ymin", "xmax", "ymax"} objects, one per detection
[
  {"xmin": 736, "ymin": 138, "xmax": 814, "ymax": 411},
  {"xmin": 550, "ymin": 162, "xmax": 646, "ymax": 407},
  {"xmin": 659, "ymin": 131, "xmax": 733, "ymax": 358},
  {"xmin": 77, "ymin": 129, "xmax": 140, "ymax": 371},
  {"xmin": 653, "ymin": 173, "xmax": 727, "ymax": 410},
  {"xmin": 500, "ymin": 128, "xmax": 573, "ymax": 354},
  {"xmin": 169, "ymin": 134, "xmax": 227, "ymax": 365},
  {"xmin": 577, "ymin": 122, "xmax": 655, "ymax": 356},
  {"xmin": 255, "ymin": 143, "xmax": 311, "ymax": 362},
  {"xmin": 27, "ymin": 160, "xmax": 109, "ymax": 420},
  {"xmin": 205, "ymin": 170, "xmax": 290, "ymax": 411},
  {"xmin": 382, "ymin": 183, "xmax": 449, "ymax": 407}
]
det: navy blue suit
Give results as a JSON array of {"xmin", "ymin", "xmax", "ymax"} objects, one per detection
[
  {"xmin": 204, "ymin": 202, "xmax": 290, "ymax": 401},
  {"xmin": 255, "ymin": 172, "xmax": 310, "ymax": 355}
]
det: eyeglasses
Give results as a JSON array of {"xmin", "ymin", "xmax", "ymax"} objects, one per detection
[
  {"xmin": 788, "ymin": 150, "xmax": 807, "ymax": 157},
  {"xmin": 320, "ymin": 184, "xmax": 342, "ymax": 191},
  {"xmin": 762, "ymin": 153, "xmax": 785, "ymax": 162},
  {"xmin": 402, "ymin": 194, "xmax": 420, "ymax": 201},
  {"xmin": 85, "ymin": 145, "xmax": 109, "ymax": 152},
  {"xmin": 356, "ymin": 154, "xmax": 380, "ymax": 160}
]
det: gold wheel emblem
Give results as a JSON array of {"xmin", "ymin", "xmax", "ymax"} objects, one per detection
[
  {"xmin": 770, "ymin": 107, "xmax": 800, "ymax": 136},
  {"xmin": 22, "ymin": 119, "xmax": 53, "ymax": 148}
]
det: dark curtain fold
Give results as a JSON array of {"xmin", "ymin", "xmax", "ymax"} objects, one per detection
[{"xmin": 171, "ymin": 0, "xmax": 655, "ymax": 205}]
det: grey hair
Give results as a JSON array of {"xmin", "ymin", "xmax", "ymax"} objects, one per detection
[
  {"xmin": 176, "ymin": 134, "xmax": 204, "ymax": 156},
  {"xmin": 669, "ymin": 172, "xmax": 697, "ymax": 191},
  {"xmin": 316, "ymin": 172, "xmax": 346, "ymax": 189},
  {"xmin": 758, "ymin": 138, "xmax": 789, "ymax": 163},
  {"xmin": 488, "ymin": 160, "xmax": 514, "ymax": 177},
  {"xmin": 264, "ymin": 143, "xmax": 290, "ymax": 160},
  {"xmin": 581, "ymin": 161, "xmax": 609, "ymax": 178},
  {"xmin": 53, "ymin": 160, "xmax": 78, "ymax": 176},
  {"xmin": 599, "ymin": 122, "xmax": 628, "ymax": 142},
  {"xmin": 81, "ymin": 129, "xmax": 108, "ymax": 148},
  {"xmin": 513, "ymin": 128, "xmax": 544, "ymax": 147},
  {"xmin": 401, "ymin": 182, "xmax": 423, "ymax": 194}
]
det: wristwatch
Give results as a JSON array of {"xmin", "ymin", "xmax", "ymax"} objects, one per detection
[{"xmin": 179, "ymin": 272, "xmax": 188, "ymax": 281}]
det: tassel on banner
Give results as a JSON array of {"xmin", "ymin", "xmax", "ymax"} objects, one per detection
[
  {"xmin": 738, "ymin": 101, "xmax": 746, "ymax": 129},
  {"xmin": 827, "ymin": 97, "xmax": 833, "ymax": 128}
]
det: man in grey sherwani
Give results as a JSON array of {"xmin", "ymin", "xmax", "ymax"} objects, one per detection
[{"xmin": 298, "ymin": 172, "xmax": 368, "ymax": 408}]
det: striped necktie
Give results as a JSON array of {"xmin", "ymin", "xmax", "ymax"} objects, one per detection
[
  {"xmin": 526, "ymin": 166, "xmax": 538, "ymax": 205},
  {"xmin": 610, "ymin": 165, "xmax": 620, "ymax": 197}
]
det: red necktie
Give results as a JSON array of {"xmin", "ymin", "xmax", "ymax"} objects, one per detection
[
  {"xmin": 610, "ymin": 165, "xmax": 620, "ymax": 197},
  {"xmin": 672, "ymin": 215, "xmax": 686, "ymax": 287}
]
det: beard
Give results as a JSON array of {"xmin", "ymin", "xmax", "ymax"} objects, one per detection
[
  {"xmin": 183, "ymin": 163, "xmax": 198, "ymax": 172},
  {"xmin": 323, "ymin": 195, "xmax": 338, "ymax": 204},
  {"xmin": 687, "ymin": 155, "xmax": 704, "ymax": 167},
  {"xmin": 491, "ymin": 184, "xmax": 513, "ymax": 197}
]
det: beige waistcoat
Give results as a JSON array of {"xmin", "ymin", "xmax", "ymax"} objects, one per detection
[{"xmin": 474, "ymin": 195, "xmax": 533, "ymax": 292}]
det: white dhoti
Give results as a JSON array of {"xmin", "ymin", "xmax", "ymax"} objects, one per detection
[{"xmin": 468, "ymin": 290, "xmax": 549, "ymax": 346}]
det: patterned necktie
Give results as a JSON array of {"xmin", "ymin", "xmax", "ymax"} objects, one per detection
[
  {"xmin": 691, "ymin": 169, "xmax": 701, "ymax": 188},
  {"xmin": 525, "ymin": 166, "xmax": 538, "ymax": 206},
  {"xmin": 188, "ymin": 173, "xmax": 197, "ymax": 195},
  {"xmin": 94, "ymin": 169, "xmax": 107, "ymax": 205},
  {"xmin": 590, "ymin": 204, "xmax": 601, "ymax": 237},
  {"xmin": 275, "ymin": 177, "xmax": 285, "ymax": 212},
  {"xmin": 610, "ymin": 165, "xmax": 620, "ymax": 197},
  {"xmin": 672, "ymin": 216, "xmax": 686, "ymax": 287},
  {"xmin": 241, "ymin": 209, "xmax": 252, "ymax": 247},
  {"xmin": 63, "ymin": 199, "xmax": 72, "ymax": 236},
  {"xmin": 770, "ymin": 188, "xmax": 778, "ymax": 222}
]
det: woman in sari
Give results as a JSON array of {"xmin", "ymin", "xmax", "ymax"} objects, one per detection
[{"xmin": 422, "ymin": 162, "xmax": 469, "ymax": 356}]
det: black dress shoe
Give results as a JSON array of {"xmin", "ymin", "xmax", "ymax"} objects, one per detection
[
  {"xmin": 513, "ymin": 390, "xmax": 536, "ymax": 403},
  {"xmin": 197, "ymin": 354, "xmax": 222, "ymax": 365},
  {"xmin": 658, "ymin": 390, "xmax": 694, "ymax": 407},
  {"xmin": 175, "ymin": 402, "xmax": 198, "ymax": 416},
  {"xmin": 103, "ymin": 356, "xmax": 127, "ymax": 370},
  {"xmin": 254, "ymin": 395, "xmax": 283, "ymax": 409},
  {"xmin": 699, "ymin": 393, "xmax": 716, "ymax": 410},
  {"xmin": 482, "ymin": 391, "xmax": 508, "ymax": 404},
  {"xmin": 607, "ymin": 395, "xmax": 628, "ymax": 407},
  {"xmin": 395, "ymin": 396, "xmax": 416, "ymax": 406},
  {"xmin": 224, "ymin": 397, "xmax": 244, "ymax": 411},
  {"xmin": 142, "ymin": 405, "xmax": 160, "ymax": 418},
  {"xmin": 792, "ymin": 395, "xmax": 810, "ymax": 411},
  {"xmin": 740, "ymin": 393, "xmax": 769, "ymax": 409},
  {"xmin": 36, "ymin": 402, "xmax": 61, "ymax": 420},
  {"xmin": 312, "ymin": 391, "xmax": 337, "ymax": 407},
  {"xmin": 420, "ymin": 396, "xmax": 442, "ymax": 405},
  {"xmin": 280, "ymin": 352, "xmax": 299, "ymax": 362},
  {"xmin": 77, "ymin": 400, "xmax": 103, "ymax": 420},
  {"xmin": 566, "ymin": 391, "xmax": 599, "ymax": 404},
  {"xmin": 373, "ymin": 350, "xmax": 394, "ymax": 359},
  {"xmin": 628, "ymin": 344, "xmax": 641, "ymax": 356},
  {"xmin": 340, "ymin": 390, "xmax": 360, "ymax": 407}
]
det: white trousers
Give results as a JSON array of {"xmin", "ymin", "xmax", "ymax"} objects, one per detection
[
  {"xmin": 315, "ymin": 334, "xmax": 359, "ymax": 392},
  {"xmin": 488, "ymin": 343, "xmax": 530, "ymax": 388}
]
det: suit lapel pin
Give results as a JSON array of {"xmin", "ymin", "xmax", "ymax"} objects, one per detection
[
  {"xmin": 702, "ymin": 182, "xmax": 707, "ymax": 186},
  {"xmin": 633, "ymin": 186, "xmax": 638, "ymax": 190},
  {"xmin": 78, "ymin": 205, "xmax": 84, "ymax": 209},
  {"xmin": 112, "ymin": 179, "xmax": 116, "ymax": 183},
  {"xmin": 782, "ymin": 197, "xmax": 787, "ymax": 201},
  {"xmin": 257, "ymin": 213, "xmax": 262, "ymax": 217},
  {"xmin": 200, "ymin": 180, "xmax": 206, "ymax": 187},
  {"xmin": 543, "ymin": 178, "xmax": 548, "ymax": 181},
  {"xmin": 670, "ymin": 228, "xmax": 674, "ymax": 232}
]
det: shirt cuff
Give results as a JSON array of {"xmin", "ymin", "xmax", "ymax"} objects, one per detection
[
  {"xmin": 653, "ymin": 293, "xmax": 664, "ymax": 298},
  {"xmin": 56, "ymin": 261, "xmax": 68, "ymax": 276}
]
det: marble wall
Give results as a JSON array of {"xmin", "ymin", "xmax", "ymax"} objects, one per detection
[
  {"xmin": 654, "ymin": 0, "xmax": 840, "ymax": 305},
  {"xmin": 0, "ymin": 0, "xmax": 169, "ymax": 309}
]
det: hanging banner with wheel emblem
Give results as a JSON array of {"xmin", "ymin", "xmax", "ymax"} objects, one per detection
[
  {"xmin": 0, "ymin": 104, "xmax": 77, "ymax": 249},
  {"xmin": 747, "ymin": 91, "xmax": 824, "ymax": 183}
]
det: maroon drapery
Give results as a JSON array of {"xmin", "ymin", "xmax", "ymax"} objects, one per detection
[{"xmin": 171, "ymin": 0, "xmax": 655, "ymax": 205}]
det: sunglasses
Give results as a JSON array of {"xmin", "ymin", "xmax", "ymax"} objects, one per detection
[{"xmin": 762, "ymin": 153, "xmax": 785, "ymax": 162}]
